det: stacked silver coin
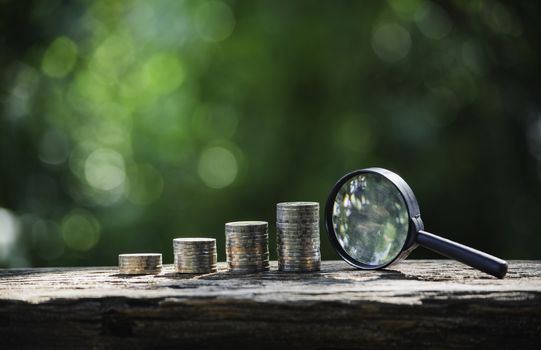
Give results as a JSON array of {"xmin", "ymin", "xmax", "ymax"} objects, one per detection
[
  {"xmin": 276, "ymin": 202, "xmax": 321, "ymax": 272},
  {"xmin": 118, "ymin": 253, "xmax": 162, "ymax": 275},
  {"xmin": 225, "ymin": 221, "xmax": 269, "ymax": 273},
  {"xmin": 173, "ymin": 238, "xmax": 217, "ymax": 274}
]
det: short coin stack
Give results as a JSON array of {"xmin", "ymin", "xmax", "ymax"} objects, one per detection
[
  {"xmin": 276, "ymin": 202, "xmax": 321, "ymax": 272},
  {"xmin": 118, "ymin": 253, "xmax": 162, "ymax": 275},
  {"xmin": 173, "ymin": 238, "xmax": 217, "ymax": 274},
  {"xmin": 225, "ymin": 221, "xmax": 269, "ymax": 273}
]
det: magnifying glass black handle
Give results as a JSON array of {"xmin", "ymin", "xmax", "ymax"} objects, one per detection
[{"xmin": 417, "ymin": 230, "xmax": 508, "ymax": 278}]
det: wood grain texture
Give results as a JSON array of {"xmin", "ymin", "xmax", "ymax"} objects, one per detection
[{"xmin": 1, "ymin": 260, "xmax": 540, "ymax": 349}]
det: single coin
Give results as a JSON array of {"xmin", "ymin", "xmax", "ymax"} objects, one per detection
[
  {"xmin": 173, "ymin": 237, "xmax": 216, "ymax": 243},
  {"xmin": 277, "ymin": 255, "xmax": 321, "ymax": 260},
  {"xmin": 277, "ymin": 201, "xmax": 319, "ymax": 208},
  {"xmin": 227, "ymin": 257, "xmax": 269, "ymax": 263},
  {"xmin": 119, "ymin": 263, "xmax": 163, "ymax": 268},
  {"xmin": 175, "ymin": 252, "xmax": 217, "ymax": 258},
  {"xmin": 226, "ymin": 247, "xmax": 268, "ymax": 254},
  {"xmin": 175, "ymin": 261, "xmax": 218, "ymax": 266},
  {"xmin": 277, "ymin": 210, "xmax": 319, "ymax": 216},
  {"xmin": 118, "ymin": 253, "xmax": 162, "ymax": 266},
  {"xmin": 225, "ymin": 232, "xmax": 268, "ymax": 239},
  {"xmin": 277, "ymin": 237, "xmax": 320, "ymax": 243},
  {"xmin": 226, "ymin": 221, "xmax": 268, "ymax": 227},
  {"xmin": 276, "ymin": 223, "xmax": 319, "ymax": 228},
  {"xmin": 227, "ymin": 255, "xmax": 269, "ymax": 262},
  {"xmin": 225, "ymin": 231, "xmax": 268, "ymax": 237},
  {"xmin": 226, "ymin": 223, "xmax": 268, "ymax": 234},
  {"xmin": 174, "ymin": 245, "xmax": 216, "ymax": 251},
  {"xmin": 277, "ymin": 245, "xmax": 320, "ymax": 251},
  {"xmin": 278, "ymin": 255, "xmax": 321, "ymax": 261},
  {"xmin": 118, "ymin": 264, "xmax": 162, "ymax": 275},
  {"xmin": 227, "ymin": 261, "xmax": 269, "ymax": 266},
  {"xmin": 277, "ymin": 242, "xmax": 320, "ymax": 247},
  {"xmin": 175, "ymin": 258, "xmax": 217, "ymax": 264},
  {"xmin": 278, "ymin": 260, "xmax": 321, "ymax": 266},
  {"xmin": 277, "ymin": 234, "xmax": 320, "ymax": 241}
]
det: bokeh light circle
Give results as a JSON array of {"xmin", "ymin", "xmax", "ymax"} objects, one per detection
[
  {"xmin": 371, "ymin": 23, "xmax": 411, "ymax": 63},
  {"xmin": 61, "ymin": 210, "xmax": 101, "ymax": 251},
  {"xmin": 195, "ymin": 1, "xmax": 236, "ymax": 42},
  {"xmin": 197, "ymin": 146, "xmax": 238, "ymax": 189},
  {"xmin": 84, "ymin": 148, "xmax": 126, "ymax": 191}
]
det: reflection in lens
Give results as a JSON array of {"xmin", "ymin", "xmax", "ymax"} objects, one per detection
[{"xmin": 332, "ymin": 172, "xmax": 409, "ymax": 267}]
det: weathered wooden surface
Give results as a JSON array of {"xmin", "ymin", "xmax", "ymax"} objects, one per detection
[{"xmin": 1, "ymin": 260, "xmax": 540, "ymax": 349}]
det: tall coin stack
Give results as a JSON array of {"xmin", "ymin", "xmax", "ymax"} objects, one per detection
[
  {"xmin": 225, "ymin": 221, "xmax": 270, "ymax": 273},
  {"xmin": 118, "ymin": 253, "xmax": 162, "ymax": 275},
  {"xmin": 173, "ymin": 238, "xmax": 217, "ymax": 274},
  {"xmin": 276, "ymin": 202, "xmax": 321, "ymax": 272}
]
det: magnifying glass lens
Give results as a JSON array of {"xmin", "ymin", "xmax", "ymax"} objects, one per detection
[{"xmin": 332, "ymin": 173, "xmax": 409, "ymax": 267}]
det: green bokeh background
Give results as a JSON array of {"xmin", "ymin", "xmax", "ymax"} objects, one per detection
[{"xmin": 1, "ymin": 0, "xmax": 540, "ymax": 267}]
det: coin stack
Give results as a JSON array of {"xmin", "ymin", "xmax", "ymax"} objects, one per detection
[
  {"xmin": 225, "ymin": 221, "xmax": 269, "ymax": 273},
  {"xmin": 173, "ymin": 238, "xmax": 217, "ymax": 274},
  {"xmin": 276, "ymin": 202, "xmax": 321, "ymax": 272},
  {"xmin": 118, "ymin": 253, "xmax": 162, "ymax": 275}
]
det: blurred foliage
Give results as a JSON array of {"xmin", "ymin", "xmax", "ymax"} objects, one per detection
[{"xmin": 1, "ymin": 0, "xmax": 541, "ymax": 268}]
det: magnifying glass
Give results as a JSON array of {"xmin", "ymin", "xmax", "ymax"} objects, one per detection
[{"xmin": 324, "ymin": 167, "xmax": 508, "ymax": 278}]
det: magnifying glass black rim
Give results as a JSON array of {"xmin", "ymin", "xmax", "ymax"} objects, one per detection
[{"xmin": 324, "ymin": 167, "xmax": 422, "ymax": 270}]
